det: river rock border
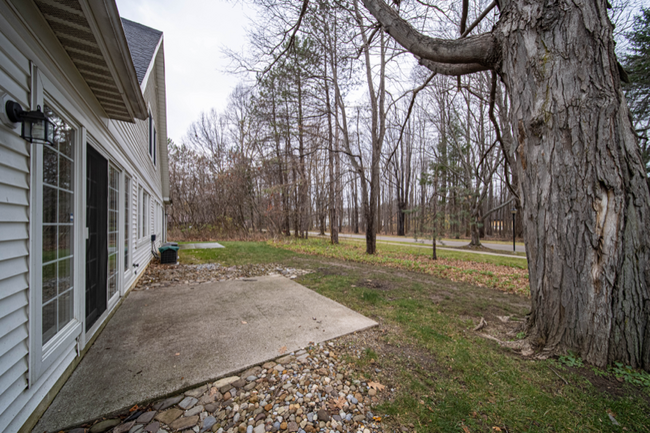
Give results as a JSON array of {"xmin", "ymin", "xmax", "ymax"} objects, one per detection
[{"xmin": 65, "ymin": 340, "xmax": 388, "ymax": 433}]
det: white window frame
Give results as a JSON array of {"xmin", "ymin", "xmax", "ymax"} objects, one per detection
[
  {"xmin": 28, "ymin": 70, "xmax": 82, "ymax": 384},
  {"xmin": 140, "ymin": 188, "xmax": 150, "ymax": 240},
  {"xmin": 107, "ymin": 164, "xmax": 121, "ymax": 305},
  {"xmin": 137, "ymin": 185, "xmax": 142, "ymax": 239},
  {"xmin": 148, "ymin": 109, "xmax": 156, "ymax": 167},
  {"xmin": 124, "ymin": 175, "xmax": 131, "ymax": 272}
]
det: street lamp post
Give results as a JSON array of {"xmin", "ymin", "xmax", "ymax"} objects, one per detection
[{"xmin": 511, "ymin": 207, "xmax": 517, "ymax": 253}]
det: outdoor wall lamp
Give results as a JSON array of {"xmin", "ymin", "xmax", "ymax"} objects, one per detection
[{"xmin": 4, "ymin": 100, "xmax": 55, "ymax": 145}]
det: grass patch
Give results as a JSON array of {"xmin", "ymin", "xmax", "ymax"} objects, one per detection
[
  {"xmin": 178, "ymin": 241, "xmax": 297, "ymax": 266},
  {"xmin": 270, "ymin": 238, "xmax": 530, "ymax": 295},
  {"xmin": 343, "ymin": 238, "xmax": 529, "ymax": 266}
]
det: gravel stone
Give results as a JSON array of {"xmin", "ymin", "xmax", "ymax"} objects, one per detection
[
  {"xmin": 155, "ymin": 408, "xmax": 183, "ymax": 425},
  {"xmin": 136, "ymin": 411, "xmax": 157, "ymax": 424},
  {"xmin": 169, "ymin": 415, "xmax": 199, "ymax": 431},
  {"xmin": 200, "ymin": 416, "xmax": 216, "ymax": 433},
  {"xmin": 155, "ymin": 396, "xmax": 184, "ymax": 411},
  {"xmin": 144, "ymin": 422, "xmax": 159, "ymax": 433},
  {"xmin": 179, "ymin": 396, "xmax": 199, "ymax": 410},
  {"xmin": 89, "ymin": 419, "xmax": 121, "ymax": 433},
  {"xmin": 114, "ymin": 421, "xmax": 135, "ymax": 433}
]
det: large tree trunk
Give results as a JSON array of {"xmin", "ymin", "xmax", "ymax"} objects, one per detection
[
  {"xmin": 397, "ymin": 201, "xmax": 406, "ymax": 236},
  {"xmin": 362, "ymin": 0, "xmax": 650, "ymax": 369},
  {"xmin": 469, "ymin": 206, "xmax": 481, "ymax": 247},
  {"xmin": 498, "ymin": 0, "xmax": 650, "ymax": 369},
  {"xmin": 325, "ymin": 46, "xmax": 339, "ymax": 244}
]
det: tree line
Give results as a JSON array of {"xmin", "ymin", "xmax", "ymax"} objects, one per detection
[{"xmin": 168, "ymin": 0, "xmax": 521, "ymax": 253}]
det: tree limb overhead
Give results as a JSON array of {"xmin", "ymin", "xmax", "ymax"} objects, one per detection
[
  {"xmin": 419, "ymin": 59, "xmax": 488, "ymax": 75},
  {"xmin": 362, "ymin": 0, "xmax": 498, "ymax": 67}
]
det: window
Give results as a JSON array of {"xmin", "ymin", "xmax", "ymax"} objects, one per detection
[
  {"xmin": 108, "ymin": 166, "xmax": 119, "ymax": 299},
  {"xmin": 138, "ymin": 185, "xmax": 142, "ymax": 239},
  {"xmin": 148, "ymin": 111, "xmax": 156, "ymax": 165},
  {"xmin": 142, "ymin": 190, "xmax": 150, "ymax": 238},
  {"xmin": 41, "ymin": 105, "xmax": 75, "ymax": 345},
  {"xmin": 124, "ymin": 176, "xmax": 131, "ymax": 270}
]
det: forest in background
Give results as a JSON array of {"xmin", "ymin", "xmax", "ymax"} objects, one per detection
[{"xmin": 166, "ymin": 0, "xmax": 648, "ymax": 246}]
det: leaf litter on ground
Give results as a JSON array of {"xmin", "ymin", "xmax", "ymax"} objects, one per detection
[{"xmin": 271, "ymin": 239, "xmax": 530, "ymax": 295}]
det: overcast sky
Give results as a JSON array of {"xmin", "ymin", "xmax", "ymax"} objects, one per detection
[
  {"xmin": 115, "ymin": 1, "xmax": 650, "ymax": 145},
  {"xmin": 115, "ymin": 0, "xmax": 254, "ymax": 144}
]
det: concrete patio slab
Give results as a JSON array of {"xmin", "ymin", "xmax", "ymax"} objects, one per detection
[
  {"xmin": 35, "ymin": 275, "xmax": 376, "ymax": 432},
  {"xmin": 179, "ymin": 242, "xmax": 224, "ymax": 249}
]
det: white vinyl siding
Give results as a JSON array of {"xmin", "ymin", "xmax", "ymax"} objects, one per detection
[
  {"xmin": 0, "ymin": 3, "xmax": 167, "ymax": 430},
  {"xmin": 0, "ymin": 16, "xmax": 32, "ymax": 430}
]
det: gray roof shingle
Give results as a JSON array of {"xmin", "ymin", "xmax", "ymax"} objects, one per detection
[{"xmin": 121, "ymin": 18, "xmax": 162, "ymax": 85}]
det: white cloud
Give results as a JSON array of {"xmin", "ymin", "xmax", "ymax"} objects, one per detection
[{"xmin": 115, "ymin": 0, "xmax": 254, "ymax": 143}]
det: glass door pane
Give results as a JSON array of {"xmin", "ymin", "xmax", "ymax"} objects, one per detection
[
  {"xmin": 108, "ymin": 165, "xmax": 119, "ymax": 299},
  {"xmin": 42, "ymin": 105, "xmax": 75, "ymax": 345}
]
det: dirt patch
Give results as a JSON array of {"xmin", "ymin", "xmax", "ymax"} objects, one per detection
[
  {"xmin": 357, "ymin": 279, "xmax": 395, "ymax": 291},
  {"xmin": 567, "ymin": 364, "xmax": 650, "ymax": 405},
  {"xmin": 429, "ymin": 291, "xmax": 453, "ymax": 303},
  {"xmin": 135, "ymin": 262, "xmax": 311, "ymax": 290},
  {"xmin": 335, "ymin": 322, "xmax": 441, "ymax": 385},
  {"xmin": 317, "ymin": 266, "xmax": 348, "ymax": 276}
]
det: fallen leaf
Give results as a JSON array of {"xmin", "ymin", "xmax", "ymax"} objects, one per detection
[
  {"xmin": 373, "ymin": 416, "xmax": 382, "ymax": 422},
  {"xmin": 279, "ymin": 345, "xmax": 287, "ymax": 354},
  {"xmin": 368, "ymin": 381, "xmax": 386, "ymax": 391},
  {"xmin": 331, "ymin": 396, "xmax": 346, "ymax": 410},
  {"xmin": 175, "ymin": 353, "xmax": 180, "ymax": 356},
  {"xmin": 241, "ymin": 321, "xmax": 247, "ymax": 324},
  {"xmin": 462, "ymin": 426, "xmax": 471, "ymax": 433},
  {"xmin": 493, "ymin": 427, "xmax": 502, "ymax": 432},
  {"xmin": 129, "ymin": 405, "xmax": 138, "ymax": 412},
  {"xmin": 209, "ymin": 387, "xmax": 217, "ymax": 396}
]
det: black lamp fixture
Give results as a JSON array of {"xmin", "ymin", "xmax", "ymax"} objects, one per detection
[{"xmin": 4, "ymin": 100, "xmax": 55, "ymax": 145}]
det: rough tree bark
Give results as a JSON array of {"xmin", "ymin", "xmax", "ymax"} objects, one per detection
[
  {"xmin": 324, "ymin": 19, "xmax": 339, "ymax": 244},
  {"xmin": 363, "ymin": 0, "xmax": 650, "ymax": 370},
  {"xmin": 355, "ymin": 0, "xmax": 388, "ymax": 254}
]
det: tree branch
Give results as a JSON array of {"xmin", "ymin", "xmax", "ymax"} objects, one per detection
[
  {"xmin": 419, "ymin": 58, "xmax": 489, "ymax": 75},
  {"xmin": 460, "ymin": 0, "xmax": 469, "ymax": 35},
  {"xmin": 484, "ymin": 197, "xmax": 515, "ymax": 219},
  {"xmin": 460, "ymin": 1, "xmax": 498, "ymax": 38},
  {"xmin": 387, "ymin": 72, "xmax": 436, "ymax": 165},
  {"xmin": 262, "ymin": 0, "xmax": 310, "ymax": 75},
  {"xmin": 362, "ymin": 0, "xmax": 498, "ymax": 67}
]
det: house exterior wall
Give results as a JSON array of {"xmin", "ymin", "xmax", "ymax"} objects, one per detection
[{"xmin": 0, "ymin": 1, "xmax": 167, "ymax": 431}]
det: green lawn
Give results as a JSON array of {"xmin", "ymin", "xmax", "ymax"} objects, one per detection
[
  {"xmin": 179, "ymin": 241, "xmax": 297, "ymax": 266},
  {"xmin": 176, "ymin": 241, "xmax": 650, "ymax": 432},
  {"xmin": 339, "ymin": 238, "xmax": 528, "ymax": 268}
]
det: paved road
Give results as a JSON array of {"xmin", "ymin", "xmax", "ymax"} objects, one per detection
[{"xmin": 308, "ymin": 231, "xmax": 527, "ymax": 254}]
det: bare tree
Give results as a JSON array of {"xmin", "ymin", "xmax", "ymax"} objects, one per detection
[{"xmin": 363, "ymin": 0, "xmax": 650, "ymax": 370}]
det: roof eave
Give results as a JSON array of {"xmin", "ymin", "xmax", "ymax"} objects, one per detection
[
  {"xmin": 140, "ymin": 34, "xmax": 163, "ymax": 92},
  {"xmin": 81, "ymin": 0, "xmax": 148, "ymax": 121}
]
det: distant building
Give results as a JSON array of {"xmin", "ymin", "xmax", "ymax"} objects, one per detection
[{"xmin": 0, "ymin": 1, "xmax": 169, "ymax": 431}]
